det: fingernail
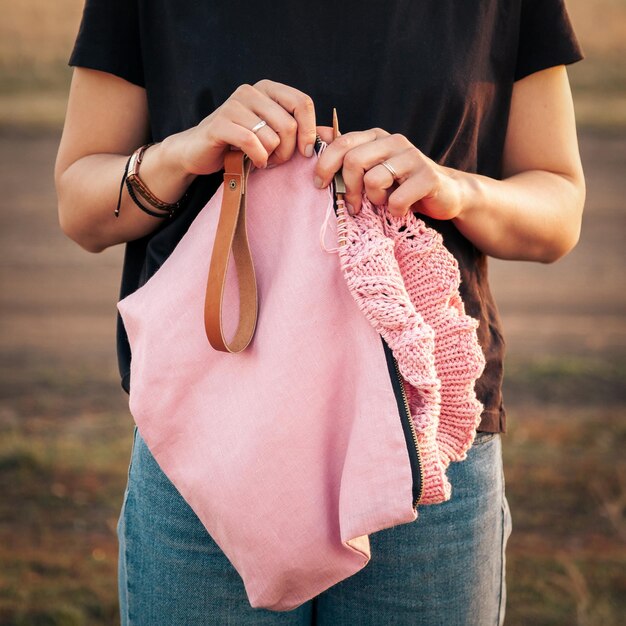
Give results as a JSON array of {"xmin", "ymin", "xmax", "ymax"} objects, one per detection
[
  {"xmin": 314, "ymin": 176, "xmax": 324, "ymax": 189},
  {"xmin": 305, "ymin": 144, "xmax": 314, "ymax": 158},
  {"xmin": 346, "ymin": 203, "xmax": 355, "ymax": 216}
]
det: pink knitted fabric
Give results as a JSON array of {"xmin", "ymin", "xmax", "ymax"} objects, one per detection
[{"xmin": 336, "ymin": 195, "xmax": 486, "ymax": 505}]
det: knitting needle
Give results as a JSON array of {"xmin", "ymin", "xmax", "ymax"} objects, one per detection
[
  {"xmin": 332, "ymin": 108, "xmax": 348, "ymax": 246},
  {"xmin": 332, "ymin": 108, "xmax": 346, "ymax": 195}
]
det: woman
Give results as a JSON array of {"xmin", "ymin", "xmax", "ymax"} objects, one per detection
[{"xmin": 55, "ymin": 1, "xmax": 585, "ymax": 624}]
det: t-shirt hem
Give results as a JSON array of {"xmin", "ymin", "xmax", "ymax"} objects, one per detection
[
  {"xmin": 514, "ymin": 51, "xmax": 584, "ymax": 82},
  {"xmin": 477, "ymin": 408, "xmax": 506, "ymax": 434},
  {"xmin": 68, "ymin": 54, "xmax": 145, "ymax": 89}
]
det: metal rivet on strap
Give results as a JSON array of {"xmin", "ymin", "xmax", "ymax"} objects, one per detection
[{"xmin": 229, "ymin": 179, "xmax": 237, "ymax": 190}]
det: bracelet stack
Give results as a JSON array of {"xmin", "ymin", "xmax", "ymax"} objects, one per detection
[{"xmin": 115, "ymin": 143, "xmax": 188, "ymax": 219}]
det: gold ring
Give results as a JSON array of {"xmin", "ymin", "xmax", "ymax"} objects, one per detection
[{"xmin": 380, "ymin": 160, "xmax": 399, "ymax": 180}]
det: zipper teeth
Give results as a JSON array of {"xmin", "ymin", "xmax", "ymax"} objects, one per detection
[
  {"xmin": 393, "ymin": 357, "xmax": 424, "ymax": 508},
  {"xmin": 335, "ymin": 200, "xmax": 348, "ymax": 247},
  {"xmin": 326, "ymin": 153, "xmax": 422, "ymax": 508}
]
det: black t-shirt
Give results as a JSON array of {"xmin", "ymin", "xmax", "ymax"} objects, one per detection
[{"xmin": 69, "ymin": 0, "xmax": 582, "ymax": 432}]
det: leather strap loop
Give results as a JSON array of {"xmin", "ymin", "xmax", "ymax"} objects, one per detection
[{"xmin": 204, "ymin": 151, "xmax": 257, "ymax": 352}]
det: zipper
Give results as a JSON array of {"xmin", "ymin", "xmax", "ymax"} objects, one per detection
[
  {"xmin": 318, "ymin": 130, "xmax": 424, "ymax": 510},
  {"xmin": 381, "ymin": 339, "xmax": 424, "ymax": 510}
]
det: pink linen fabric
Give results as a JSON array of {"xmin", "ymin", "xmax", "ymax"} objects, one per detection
[{"xmin": 117, "ymin": 151, "xmax": 419, "ymax": 611}]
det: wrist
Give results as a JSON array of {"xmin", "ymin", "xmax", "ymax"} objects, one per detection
[
  {"xmin": 153, "ymin": 134, "xmax": 197, "ymax": 189},
  {"xmin": 117, "ymin": 139, "xmax": 197, "ymax": 221},
  {"xmin": 444, "ymin": 167, "xmax": 482, "ymax": 223}
]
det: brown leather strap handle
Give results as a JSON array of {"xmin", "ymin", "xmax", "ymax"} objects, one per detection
[{"xmin": 204, "ymin": 151, "xmax": 258, "ymax": 353}]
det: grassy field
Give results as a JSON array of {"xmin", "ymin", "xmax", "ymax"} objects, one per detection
[
  {"xmin": 2, "ymin": 357, "xmax": 624, "ymax": 625},
  {"xmin": 0, "ymin": 1, "xmax": 625, "ymax": 625}
]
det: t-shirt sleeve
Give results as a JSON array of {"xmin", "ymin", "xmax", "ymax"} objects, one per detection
[
  {"xmin": 515, "ymin": 0, "xmax": 584, "ymax": 81},
  {"xmin": 68, "ymin": 0, "xmax": 144, "ymax": 87}
]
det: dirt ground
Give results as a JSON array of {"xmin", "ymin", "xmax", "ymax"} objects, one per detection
[
  {"xmin": 490, "ymin": 130, "xmax": 626, "ymax": 360},
  {"xmin": 0, "ymin": 128, "xmax": 625, "ymax": 625}
]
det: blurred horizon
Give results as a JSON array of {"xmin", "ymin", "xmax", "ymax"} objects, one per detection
[{"xmin": 0, "ymin": 0, "xmax": 625, "ymax": 131}]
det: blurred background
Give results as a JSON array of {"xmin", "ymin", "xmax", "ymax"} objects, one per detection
[{"xmin": 0, "ymin": 1, "xmax": 624, "ymax": 624}]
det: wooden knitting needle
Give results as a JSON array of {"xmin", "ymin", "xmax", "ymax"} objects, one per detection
[
  {"xmin": 332, "ymin": 108, "xmax": 348, "ymax": 246},
  {"xmin": 332, "ymin": 108, "xmax": 346, "ymax": 196}
]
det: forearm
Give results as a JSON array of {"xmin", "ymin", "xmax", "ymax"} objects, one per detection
[
  {"xmin": 452, "ymin": 166, "xmax": 585, "ymax": 263},
  {"xmin": 56, "ymin": 139, "xmax": 195, "ymax": 253},
  {"xmin": 57, "ymin": 70, "xmax": 318, "ymax": 253},
  {"xmin": 314, "ymin": 66, "xmax": 585, "ymax": 263},
  {"xmin": 348, "ymin": 66, "xmax": 585, "ymax": 263}
]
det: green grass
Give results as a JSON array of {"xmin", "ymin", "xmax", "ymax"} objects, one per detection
[
  {"xmin": 506, "ymin": 555, "xmax": 625, "ymax": 626},
  {"xmin": 501, "ymin": 399, "xmax": 626, "ymax": 625},
  {"xmin": 0, "ymin": 353, "xmax": 624, "ymax": 625},
  {"xmin": 503, "ymin": 355, "xmax": 626, "ymax": 406},
  {"xmin": 0, "ymin": 413, "xmax": 132, "ymax": 625},
  {"xmin": 0, "ymin": 356, "xmax": 132, "ymax": 626}
]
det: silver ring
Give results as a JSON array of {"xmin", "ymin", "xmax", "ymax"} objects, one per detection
[
  {"xmin": 250, "ymin": 119, "xmax": 267, "ymax": 134},
  {"xmin": 380, "ymin": 160, "xmax": 399, "ymax": 180}
]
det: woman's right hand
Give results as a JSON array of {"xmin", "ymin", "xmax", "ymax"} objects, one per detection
[
  {"xmin": 164, "ymin": 79, "xmax": 318, "ymax": 175},
  {"xmin": 56, "ymin": 71, "xmax": 318, "ymax": 252}
]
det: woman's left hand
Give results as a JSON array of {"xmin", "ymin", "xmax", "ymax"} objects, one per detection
[{"xmin": 314, "ymin": 127, "xmax": 465, "ymax": 219}]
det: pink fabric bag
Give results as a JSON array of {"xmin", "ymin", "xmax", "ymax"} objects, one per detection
[{"xmin": 117, "ymin": 144, "xmax": 484, "ymax": 611}]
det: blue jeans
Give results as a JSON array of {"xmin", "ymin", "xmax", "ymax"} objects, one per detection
[{"xmin": 118, "ymin": 429, "xmax": 512, "ymax": 625}]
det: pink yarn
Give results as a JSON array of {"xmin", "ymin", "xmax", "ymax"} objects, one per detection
[{"xmin": 337, "ymin": 195, "xmax": 486, "ymax": 505}]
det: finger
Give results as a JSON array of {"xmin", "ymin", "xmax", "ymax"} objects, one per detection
[
  {"xmin": 246, "ymin": 96, "xmax": 301, "ymax": 165},
  {"xmin": 362, "ymin": 168, "xmax": 397, "ymax": 207},
  {"xmin": 340, "ymin": 135, "xmax": 407, "ymax": 213},
  {"xmin": 214, "ymin": 119, "xmax": 269, "ymax": 169},
  {"xmin": 314, "ymin": 128, "xmax": 389, "ymax": 190},
  {"xmin": 220, "ymin": 97, "xmax": 281, "ymax": 163},
  {"xmin": 386, "ymin": 166, "xmax": 439, "ymax": 217},
  {"xmin": 254, "ymin": 79, "xmax": 317, "ymax": 159},
  {"xmin": 230, "ymin": 84, "xmax": 299, "ymax": 165},
  {"xmin": 362, "ymin": 149, "xmax": 414, "ymax": 207}
]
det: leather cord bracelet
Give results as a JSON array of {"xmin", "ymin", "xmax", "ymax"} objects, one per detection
[
  {"xmin": 115, "ymin": 143, "xmax": 188, "ymax": 219},
  {"xmin": 125, "ymin": 178, "xmax": 177, "ymax": 218}
]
